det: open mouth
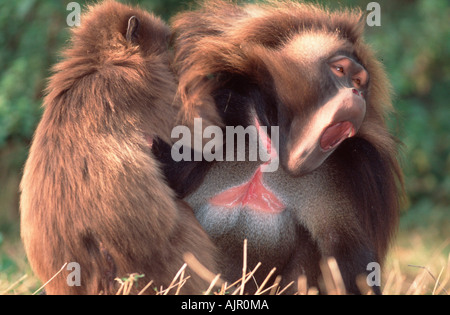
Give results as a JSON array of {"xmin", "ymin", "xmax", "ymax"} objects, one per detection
[{"xmin": 320, "ymin": 121, "xmax": 355, "ymax": 152}]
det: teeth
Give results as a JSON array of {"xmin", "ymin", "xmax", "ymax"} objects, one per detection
[
  {"xmin": 347, "ymin": 127, "xmax": 355, "ymax": 138},
  {"xmin": 331, "ymin": 139, "xmax": 340, "ymax": 147}
]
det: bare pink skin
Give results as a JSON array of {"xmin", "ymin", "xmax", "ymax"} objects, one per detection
[
  {"xmin": 209, "ymin": 117, "xmax": 285, "ymax": 214},
  {"xmin": 209, "ymin": 166, "xmax": 285, "ymax": 213}
]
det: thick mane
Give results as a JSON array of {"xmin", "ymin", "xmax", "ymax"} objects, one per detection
[{"xmin": 172, "ymin": 0, "xmax": 365, "ymax": 121}]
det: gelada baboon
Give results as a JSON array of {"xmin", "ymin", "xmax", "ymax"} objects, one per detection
[
  {"xmin": 20, "ymin": 1, "xmax": 217, "ymax": 295},
  {"xmin": 154, "ymin": 0, "xmax": 404, "ymax": 294}
]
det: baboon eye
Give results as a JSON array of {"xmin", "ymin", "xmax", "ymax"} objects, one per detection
[
  {"xmin": 331, "ymin": 64, "xmax": 346, "ymax": 77},
  {"xmin": 336, "ymin": 66, "xmax": 344, "ymax": 73}
]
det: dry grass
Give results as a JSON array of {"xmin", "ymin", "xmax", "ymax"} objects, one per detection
[
  {"xmin": 116, "ymin": 239, "xmax": 450, "ymax": 296},
  {"xmin": 1, "ymin": 238, "xmax": 448, "ymax": 295}
]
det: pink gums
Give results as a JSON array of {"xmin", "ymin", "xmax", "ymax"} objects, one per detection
[{"xmin": 209, "ymin": 118, "xmax": 285, "ymax": 214}]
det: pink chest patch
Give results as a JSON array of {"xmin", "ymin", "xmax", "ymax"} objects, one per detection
[
  {"xmin": 209, "ymin": 117, "xmax": 285, "ymax": 214},
  {"xmin": 209, "ymin": 167, "xmax": 285, "ymax": 214}
]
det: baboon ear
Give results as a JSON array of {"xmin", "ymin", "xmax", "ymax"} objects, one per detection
[{"xmin": 126, "ymin": 16, "xmax": 140, "ymax": 43}]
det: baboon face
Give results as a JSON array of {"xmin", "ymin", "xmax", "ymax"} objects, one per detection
[{"xmin": 259, "ymin": 32, "xmax": 369, "ymax": 176}]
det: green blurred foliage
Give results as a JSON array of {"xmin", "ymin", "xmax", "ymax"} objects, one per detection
[{"xmin": 0, "ymin": 0, "xmax": 448, "ymax": 240}]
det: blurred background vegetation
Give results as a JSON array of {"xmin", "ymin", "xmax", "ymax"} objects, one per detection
[{"xmin": 0, "ymin": 0, "xmax": 448, "ymax": 294}]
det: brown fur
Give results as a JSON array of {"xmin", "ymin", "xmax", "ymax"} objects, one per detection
[
  {"xmin": 21, "ymin": 0, "xmax": 404, "ymax": 295},
  {"xmin": 172, "ymin": 1, "xmax": 365, "ymax": 119},
  {"xmin": 170, "ymin": 0, "xmax": 404, "ymax": 293},
  {"xmin": 20, "ymin": 1, "xmax": 217, "ymax": 294}
]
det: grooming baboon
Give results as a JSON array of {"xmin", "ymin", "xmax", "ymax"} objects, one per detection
[{"xmin": 20, "ymin": 1, "xmax": 217, "ymax": 294}]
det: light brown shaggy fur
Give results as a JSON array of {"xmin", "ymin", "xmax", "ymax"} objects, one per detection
[{"xmin": 20, "ymin": 1, "xmax": 216, "ymax": 294}]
